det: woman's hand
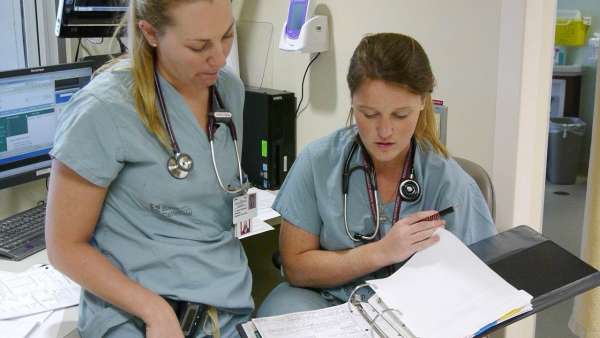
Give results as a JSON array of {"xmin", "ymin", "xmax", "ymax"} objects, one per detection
[
  {"xmin": 377, "ymin": 210, "xmax": 445, "ymax": 266},
  {"xmin": 142, "ymin": 296, "xmax": 184, "ymax": 338}
]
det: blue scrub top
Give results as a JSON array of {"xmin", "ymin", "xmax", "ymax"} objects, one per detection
[
  {"xmin": 272, "ymin": 127, "xmax": 496, "ymax": 301},
  {"xmin": 50, "ymin": 60, "xmax": 252, "ymax": 337}
]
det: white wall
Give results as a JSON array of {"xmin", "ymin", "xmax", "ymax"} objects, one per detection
[
  {"xmin": 493, "ymin": 0, "xmax": 557, "ymax": 336},
  {"xmin": 237, "ymin": 0, "xmax": 502, "ymax": 173},
  {"xmin": 0, "ymin": 0, "xmax": 26, "ymax": 71},
  {"xmin": 0, "ymin": 181, "xmax": 47, "ymax": 220}
]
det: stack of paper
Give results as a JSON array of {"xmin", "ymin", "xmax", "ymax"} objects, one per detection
[
  {"xmin": 0, "ymin": 265, "xmax": 80, "ymax": 337},
  {"xmin": 367, "ymin": 228, "xmax": 532, "ymax": 338},
  {"xmin": 0, "ymin": 264, "xmax": 80, "ymax": 319}
]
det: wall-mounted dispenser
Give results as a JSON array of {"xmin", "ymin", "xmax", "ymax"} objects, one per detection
[{"xmin": 279, "ymin": 0, "xmax": 329, "ymax": 53}]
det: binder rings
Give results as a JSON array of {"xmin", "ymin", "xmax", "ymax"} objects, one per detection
[{"xmin": 238, "ymin": 226, "xmax": 600, "ymax": 338}]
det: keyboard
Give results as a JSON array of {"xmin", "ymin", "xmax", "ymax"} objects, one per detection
[{"xmin": 0, "ymin": 203, "xmax": 46, "ymax": 261}]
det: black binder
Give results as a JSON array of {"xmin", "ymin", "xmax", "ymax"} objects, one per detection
[
  {"xmin": 239, "ymin": 225, "xmax": 600, "ymax": 338},
  {"xmin": 472, "ymin": 225, "xmax": 600, "ymax": 336}
]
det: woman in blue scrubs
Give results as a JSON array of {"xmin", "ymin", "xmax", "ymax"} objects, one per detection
[
  {"xmin": 45, "ymin": 1, "xmax": 252, "ymax": 337},
  {"xmin": 257, "ymin": 33, "xmax": 497, "ymax": 317}
]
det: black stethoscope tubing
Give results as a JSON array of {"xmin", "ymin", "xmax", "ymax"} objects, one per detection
[{"xmin": 154, "ymin": 69, "xmax": 183, "ymax": 156}]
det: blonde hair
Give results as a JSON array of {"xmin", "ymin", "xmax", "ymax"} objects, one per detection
[
  {"xmin": 112, "ymin": 0, "xmax": 200, "ymax": 148},
  {"xmin": 346, "ymin": 33, "xmax": 448, "ymax": 157}
]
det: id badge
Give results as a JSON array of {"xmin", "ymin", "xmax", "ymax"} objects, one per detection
[{"xmin": 233, "ymin": 192, "xmax": 257, "ymax": 238}]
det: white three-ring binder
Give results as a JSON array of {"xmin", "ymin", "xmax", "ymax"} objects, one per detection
[{"xmin": 241, "ymin": 229, "xmax": 533, "ymax": 338}]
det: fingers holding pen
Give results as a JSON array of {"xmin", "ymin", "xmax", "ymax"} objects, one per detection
[
  {"xmin": 410, "ymin": 217, "xmax": 445, "ymax": 233},
  {"xmin": 377, "ymin": 210, "xmax": 446, "ymax": 265},
  {"xmin": 407, "ymin": 210, "xmax": 445, "ymax": 245},
  {"xmin": 410, "ymin": 225, "xmax": 442, "ymax": 244}
]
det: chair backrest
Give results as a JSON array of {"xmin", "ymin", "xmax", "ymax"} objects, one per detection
[{"xmin": 454, "ymin": 157, "xmax": 496, "ymax": 221}]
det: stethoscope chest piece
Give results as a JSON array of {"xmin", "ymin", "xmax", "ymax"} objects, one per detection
[
  {"xmin": 399, "ymin": 176, "xmax": 420, "ymax": 202},
  {"xmin": 167, "ymin": 152, "xmax": 194, "ymax": 179}
]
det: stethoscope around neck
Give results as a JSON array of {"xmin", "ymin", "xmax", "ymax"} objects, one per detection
[
  {"xmin": 153, "ymin": 70, "xmax": 245, "ymax": 194},
  {"xmin": 342, "ymin": 136, "xmax": 421, "ymax": 242}
]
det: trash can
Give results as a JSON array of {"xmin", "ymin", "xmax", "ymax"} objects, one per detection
[{"xmin": 547, "ymin": 117, "xmax": 586, "ymax": 184}]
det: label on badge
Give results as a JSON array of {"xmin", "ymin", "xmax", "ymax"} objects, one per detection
[{"xmin": 233, "ymin": 192, "xmax": 258, "ymax": 238}]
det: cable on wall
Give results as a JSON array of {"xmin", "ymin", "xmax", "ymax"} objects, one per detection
[{"xmin": 295, "ymin": 52, "xmax": 321, "ymax": 118}]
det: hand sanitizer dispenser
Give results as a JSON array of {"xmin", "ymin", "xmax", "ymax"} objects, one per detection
[{"xmin": 279, "ymin": 0, "xmax": 329, "ymax": 53}]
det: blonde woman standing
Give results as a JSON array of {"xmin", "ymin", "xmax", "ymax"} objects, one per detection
[{"xmin": 45, "ymin": 0, "xmax": 251, "ymax": 337}]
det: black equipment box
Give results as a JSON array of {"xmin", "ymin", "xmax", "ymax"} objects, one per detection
[{"xmin": 242, "ymin": 87, "xmax": 296, "ymax": 190}]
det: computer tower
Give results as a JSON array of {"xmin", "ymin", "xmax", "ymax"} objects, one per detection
[{"xmin": 242, "ymin": 87, "xmax": 296, "ymax": 190}]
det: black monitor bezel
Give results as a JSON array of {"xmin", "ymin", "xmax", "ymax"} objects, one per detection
[{"xmin": 0, "ymin": 61, "xmax": 94, "ymax": 190}]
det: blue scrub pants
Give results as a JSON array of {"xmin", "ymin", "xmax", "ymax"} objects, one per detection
[{"xmin": 256, "ymin": 282, "xmax": 342, "ymax": 317}]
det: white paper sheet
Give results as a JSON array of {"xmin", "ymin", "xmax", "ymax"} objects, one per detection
[
  {"xmin": 252, "ymin": 303, "xmax": 371, "ymax": 338},
  {"xmin": 238, "ymin": 219, "xmax": 274, "ymax": 239},
  {"xmin": 367, "ymin": 229, "xmax": 532, "ymax": 338},
  {"xmin": 0, "ymin": 310, "xmax": 52, "ymax": 338},
  {"xmin": 0, "ymin": 265, "xmax": 80, "ymax": 319},
  {"xmin": 249, "ymin": 188, "xmax": 280, "ymax": 221},
  {"xmin": 29, "ymin": 309, "xmax": 69, "ymax": 338}
]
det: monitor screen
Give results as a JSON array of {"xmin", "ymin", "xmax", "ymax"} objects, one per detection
[{"xmin": 0, "ymin": 62, "xmax": 93, "ymax": 189}]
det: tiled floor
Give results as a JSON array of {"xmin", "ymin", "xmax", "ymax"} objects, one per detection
[{"xmin": 535, "ymin": 177, "xmax": 588, "ymax": 338}]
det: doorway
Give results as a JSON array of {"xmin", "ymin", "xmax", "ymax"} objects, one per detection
[{"xmin": 536, "ymin": 2, "xmax": 599, "ymax": 338}]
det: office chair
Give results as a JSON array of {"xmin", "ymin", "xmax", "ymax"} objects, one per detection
[
  {"xmin": 271, "ymin": 156, "xmax": 496, "ymax": 270},
  {"xmin": 454, "ymin": 157, "xmax": 496, "ymax": 220}
]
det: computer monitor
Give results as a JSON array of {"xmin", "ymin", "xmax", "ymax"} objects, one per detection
[
  {"xmin": 55, "ymin": 0, "xmax": 128, "ymax": 38},
  {"xmin": 0, "ymin": 62, "xmax": 93, "ymax": 190}
]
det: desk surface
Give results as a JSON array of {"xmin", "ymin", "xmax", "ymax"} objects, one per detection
[{"xmin": 0, "ymin": 251, "xmax": 79, "ymax": 338}]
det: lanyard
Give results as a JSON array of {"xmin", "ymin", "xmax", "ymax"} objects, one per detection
[{"xmin": 362, "ymin": 144, "xmax": 414, "ymax": 236}]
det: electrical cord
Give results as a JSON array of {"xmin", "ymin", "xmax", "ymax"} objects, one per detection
[
  {"xmin": 117, "ymin": 37, "xmax": 127, "ymax": 54},
  {"xmin": 256, "ymin": 22, "xmax": 274, "ymax": 88},
  {"xmin": 74, "ymin": 38, "xmax": 82, "ymax": 61},
  {"xmin": 295, "ymin": 52, "xmax": 321, "ymax": 118}
]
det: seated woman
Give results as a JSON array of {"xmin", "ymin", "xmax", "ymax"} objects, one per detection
[{"xmin": 257, "ymin": 32, "xmax": 496, "ymax": 317}]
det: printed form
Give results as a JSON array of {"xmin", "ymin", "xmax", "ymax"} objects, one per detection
[
  {"xmin": 252, "ymin": 303, "xmax": 372, "ymax": 338},
  {"xmin": 0, "ymin": 265, "xmax": 80, "ymax": 320}
]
